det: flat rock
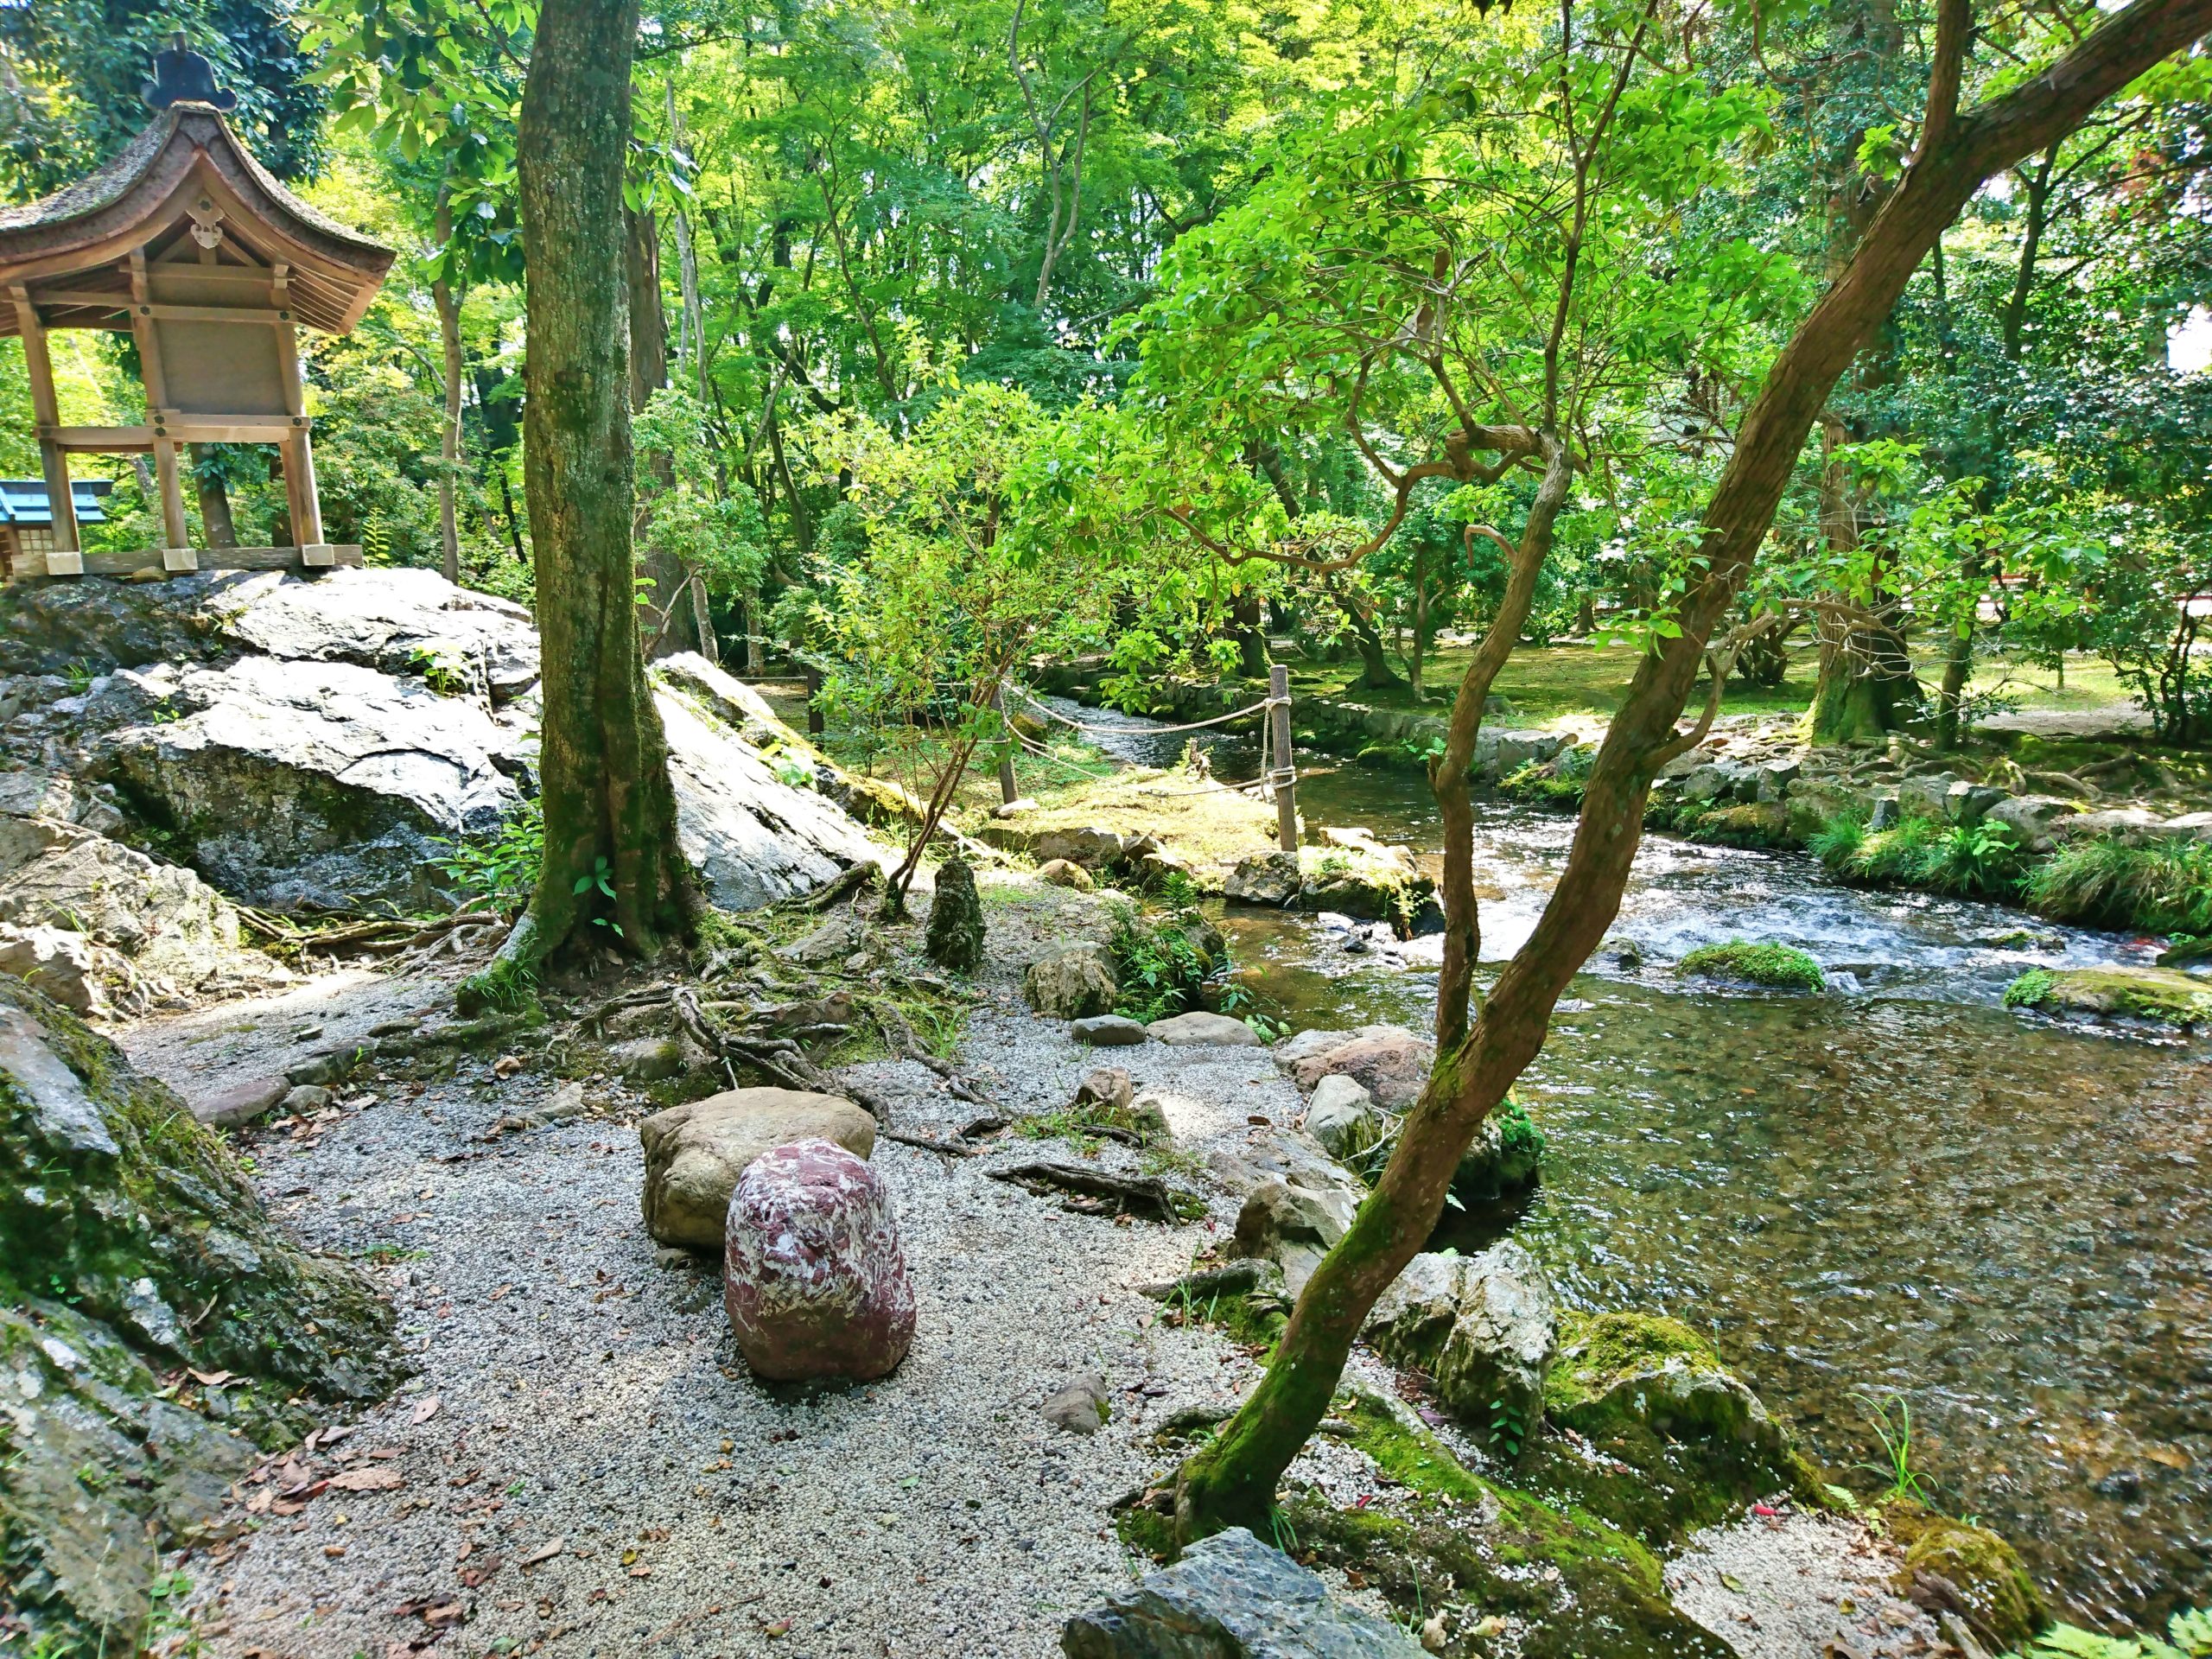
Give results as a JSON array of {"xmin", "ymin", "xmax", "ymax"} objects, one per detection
[
  {"xmin": 1364, "ymin": 1242, "xmax": 1556, "ymax": 1456},
  {"xmin": 1061, "ymin": 1525, "xmax": 1425, "ymax": 1657},
  {"xmin": 640, "ymin": 1087, "xmax": 876, "ymax": 1251},
  {"xmin": 1071, "ymin": 1014, "xmax": 1147, "ymax": 1046},
  {"xmin": 188, "ymin": 1074, "xmax": 289, "ymax": 1129},
  {"xmin": 1289, "ymin": 1027, "xmax": 1433, "ymax": 1109},
  {"xmin": 1037, "ymin": 857, "xmax": 1096, "ymax": 891},
  {"xmin": 1147, "ymin": 1012, "xmax": 1262, "ymax": 1047}
]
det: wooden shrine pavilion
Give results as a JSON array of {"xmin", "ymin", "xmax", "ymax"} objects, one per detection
[{"xmin": 0, "ymin": 42, "xmax": 394, "ymax": 580}]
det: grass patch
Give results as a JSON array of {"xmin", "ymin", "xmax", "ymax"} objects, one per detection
[
  {"xmin": 1676, "ymin": 939, "xmax": 1825, "ymax": 992},
  {"xmin": 2026, "ymin": 833, "xmax": 2212, "ymax": 938},
  {"xmin": 1808, "ymin": 811, "xmax": 2030, "ymax": 900},
  {"xmin": 2001, "ymin": 964, "xmax": 2212, "ymax": 1027}
]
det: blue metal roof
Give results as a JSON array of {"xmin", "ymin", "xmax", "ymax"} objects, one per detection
[{"xmin": 0, "ymin": 479, "xmax": 111, "ymax": 526}]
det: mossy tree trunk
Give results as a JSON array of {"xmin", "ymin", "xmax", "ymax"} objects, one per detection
[
  {"xmin": 461, "ymin": 0, "xmax": 695, "ymax": 1013},
  {"xmin": 1172, "ymin": 0, "xmax": 2212, "ymax": 1541}
]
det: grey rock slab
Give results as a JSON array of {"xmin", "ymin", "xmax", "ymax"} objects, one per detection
[
  {"xmin": 639, "ymin": 1086, "xmax": 877, "ymax": 1251},
  {"xmin": 1071, "ymin": 1014, "xmax": 1148, "ymax": 1046},
  {"xmin": 1147, "ymin": 1012, "xmax": 1263, "ymax": 1047},
  {"xmin": 216, "ymin": 567, "xmax": 540, "ymax": 702},
  {"xmin": 191, "ymin": 1074, "xmax": 289, "ymax": 1128},
  {"xmin": 1363, "ymin": 1241, "xmax": 1557, "ymax": 1454},
  {"xmin": 1026, "ymin": 942, "xmax": 1119, "ymax": 1020},
  {"xmin": 1060, "ymin": 1526, "xmax": 1425, "ymax": 1657}
]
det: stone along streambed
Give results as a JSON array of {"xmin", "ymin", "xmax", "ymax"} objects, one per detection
[{"xmin": 1062, "ymin": 698, "xmax": 2212, "ymax": 1630}]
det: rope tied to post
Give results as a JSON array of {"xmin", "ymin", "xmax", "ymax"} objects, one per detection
[{"xmin": 1013, "ymin": 689, "xmax": 1286, "ymax": 738}]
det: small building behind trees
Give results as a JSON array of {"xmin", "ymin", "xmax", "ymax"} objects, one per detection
[{"xmin": 0, "ymin": 42, "xmax": 392, "ymax": 581}]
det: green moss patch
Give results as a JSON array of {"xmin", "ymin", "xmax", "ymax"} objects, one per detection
[
  {"xmin": 1288, "ymin": 1389, "xmax": 1735, "ymax": 1658},
  {"xmin": 2003, "ymin": 964, "xmax": 2212, "ymax": 1027},
  {"xmin": 1533, "ymin": 1312, "xmax": 1826, "ymax": 1547},
  {"xmin": 1675, "ymin": 939, "xmax": 1825, "ymax": 992},
  {"xmin": 1882, "ymin": 1500, "xmax": 2048, "ymax": 1652}
]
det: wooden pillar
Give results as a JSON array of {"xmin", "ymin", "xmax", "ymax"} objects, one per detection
[
  {"xmin": 992, "ymin": 684, "xmax": 1020, "ymax": 806},
  {"xmin": 287, "ymin": 425, "xmax": 327, "ymax": 560},
  {"xmin": 1269, "ymin": 663, "xmax": 1299, "ymax": 852},
  {"xmin": 130, "ymin": 253, "xmax": 193, "ymax": 565},
  {"xmin": 9, "ymin": 285, "xmax": 79, "ymax": 573}
]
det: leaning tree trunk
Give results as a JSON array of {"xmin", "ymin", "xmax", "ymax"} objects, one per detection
[
  {"xmin": 1172, "ymin": 0, "xmax": 2212, "ymax": 1541},
  {"xmin": 461, "ymin": 0, "xmax": 695, "ymax": 1014}
]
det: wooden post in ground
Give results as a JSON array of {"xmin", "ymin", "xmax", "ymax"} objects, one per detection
[
  {"xmin": 10, "ymin": 285, "xmax": 80, "ymax": 574},
  {"xmin": 992, "ymin": 685, "xmax": 1020, "ymax": 806},
  {"xmin": 1268, "ymin": 663, "xmax": 1298, "ymax": 852}
]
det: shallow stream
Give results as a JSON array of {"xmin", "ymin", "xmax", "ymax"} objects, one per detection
[{"xmin": 1056, "ymin": 700, "xmax": 2212, "ymax": 1627}]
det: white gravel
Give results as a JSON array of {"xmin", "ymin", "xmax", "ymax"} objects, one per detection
[
  {"xmin": 1668, "ymin": 1511, "xmax": 1940, "ymax": 1659},
  {"xmin": 122, "ymin": 874, "xmax": 1932, "ymax": 1658}
]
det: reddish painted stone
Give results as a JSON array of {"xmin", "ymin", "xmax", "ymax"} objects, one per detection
[{"xmin": 722, "ymin": 1138, "xmax": 916, "ymax": 1382}]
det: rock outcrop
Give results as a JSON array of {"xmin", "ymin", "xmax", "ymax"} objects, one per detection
[
  {"xmin": 723, "ymin": 1138, "xmax": 916, "ymax": 1383},
  {"xmin": 1025, "ymin": 941, "xmax": 1119, "ymax": 1020},
  {"xmin": 0, "ymin": 978, "xmax": 398, "ymax": 1655},
  {"xmin": 924, "ymin": 855, "xmax": 986, "ymax": 973},
  {"xmin": 1281, "ymin": 1025, "xmax": 1433, "ymax": 1109},
  {"xmin": 639, "ymin": 1087, "xmax": 878, "ymax": 1252},
  {"xmin": 1061, "ymin": 1526, "xmax": 1426, "ymax": 1658},
  {"xmin": 0, "ymin": 572, "xmax": 892, "ymax": 938},
  {"xmin": 1365, "ymin": 1243, "xmax": 1557, "ymax": 1457}
]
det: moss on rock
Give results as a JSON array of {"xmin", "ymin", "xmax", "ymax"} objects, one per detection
[
  {"xmin": 1676, "ymin": 939, "xmax": 1825, "ymax": 992},
  {"xmin": 0, "ymin": 979, "xmax": 401, "ymax": 1655},
  {"xmin": 1287, "ymin": 1389, "xmax": 1736, "ymax": 1658},
  {"xmin": 1882, "ymin": 1499, "xmax": 2048, "ymax": 1652},
  {"xmin": 1534, "ymin": 1311, "xmax": 1825, "ymax": 1546},
  {"xmin": 2002, "ymin": 964, "xmax": 2212, "ymax": 1027}
]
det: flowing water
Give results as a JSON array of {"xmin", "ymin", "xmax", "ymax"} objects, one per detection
[{"xmin": 1053, "ymin": 700, "xmax": 2212, "ymax": 1627}]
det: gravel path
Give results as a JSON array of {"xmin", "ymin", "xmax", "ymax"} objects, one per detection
[{"xmin": 124, "ymin": 874, "xmax": 1930, "ymax": 1658}]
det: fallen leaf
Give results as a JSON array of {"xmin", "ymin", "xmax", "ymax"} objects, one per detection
[
  {"xmin": 410, "ymin": 1395, "xmax": 442, "ymax": 1426},
  {"xmin": 324, "ymin": 1544, "xmax": 348, "ymax": 1559},
  {"xmin": 629, "ymin": 1565, "xmax": 653, "ymax": 1579},
  {"xmin": 1721, "ymin": 1573, "xmax": 1747, "ymax": 1593},
  {"xmin": 518, "ymin": 1538, "xmax": 565, "ymax": 1568},
  {"xmin": 761, "ymin": 1619, "xmax": 792, "ymax": 1638},
  {"xmin": 423, "ymin": 1602, "xmax": 465, "ymax": 1627},
  {"xmin": 329, "ymin": 1467, "xmax": 404, "ymax": 1492},
  {"xmin": 189, "ymin": 1369, "xmax": 237, "ymax": 1387}
]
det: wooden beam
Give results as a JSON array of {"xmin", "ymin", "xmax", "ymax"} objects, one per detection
[
  {"xmin": 66, "ymin": 544, "xmax": 364, "ymax": 576},
  {"xmin": 152, "ymin": 415, "xmax": 312, "ymax": 443},
  {"xmin": 9, "ymin": 284, "xmax": 79, "ymax": 554},
  {"xmin": 42, "ymin": 425, "xmax": 155, "ymax": 453}
]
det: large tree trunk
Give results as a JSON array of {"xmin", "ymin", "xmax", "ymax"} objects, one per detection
[
  {"xmin": 1808, "ymin": 419, "xmax": 1923, "ymax": 741},
  {"xmin": 1171, "ymin": 0, "xmax": 2212, "ymax": 1542},
  {"xmin": 1231, "ymin": 591, "xmax": 1268, "ymax": 679},
  {"xmin": 461, "ymin": 0, "xmax": 694, "ymax": 1014}
]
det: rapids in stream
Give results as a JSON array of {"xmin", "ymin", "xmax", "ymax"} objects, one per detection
[{"xmin": 1053, "ymin": 698, "xmax": 2212, "ymax": 1628}]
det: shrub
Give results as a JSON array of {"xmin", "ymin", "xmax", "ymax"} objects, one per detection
[
  {"xmin": 433, "ymin": 797, "xmax": 542, "ymax": 914},
  {"xmin": 1106, "ymin": 896, "xmax": 1226, "ymax": 1023},
  {"xmin": 2001, "ymin": 969, "xmax": 2056, "ymax": 1010},
  {"xmin": 2026, "ymin": 833, "xmax": 2212, "ymax": 938},
  {"xmin": 1676, "ymin": 938, "xmax": 1825, "ymax": 992}
]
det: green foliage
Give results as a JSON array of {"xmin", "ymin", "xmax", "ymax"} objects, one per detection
[
  {"xmin": 1851, "ymin": 1392, "xmax": 1936, "ymax": 1506},
  {"xmin": 1676, "ymin": 939, "xmax": 1825, "ymax": 993},
  {"xmin": 2026, "ymin": 834, "xmax": 2212, "ymax": 938},
  {"xmin": 1812, "ymin": 812, "xmax": 2029, "ymax": 900},
  {"xmin": 432, "ymin": 797, "xmax": 541, "ymax": 914},
  {"xmin": 2002, "ymin": 969, "xmax": 2057, "ymax": 1010},
  {"xmin": 1105, "ymin": 896, "xmax": 1225, "ymax": 1024}
]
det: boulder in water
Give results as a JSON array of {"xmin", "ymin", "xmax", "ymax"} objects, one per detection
[
  {"xmin": 723, "ymin": 1138, "xmax": 916, "ymax": 1382},
  {"xmin": 1288, "ymin": 1026, "xmax": 1433, "ymax": 1109}
]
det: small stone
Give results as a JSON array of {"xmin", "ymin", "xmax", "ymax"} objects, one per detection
[
  {"xmin": 1946, "ymin": 780, "xmax": 2008, "ymax": 826},
  {"xmin": 1070, "ymin": 1014, "xmax": 1147, "ymax": 1046},
  {"xmin": 1041, "ymin": 1373, "xmax": 1110, "ymax": 1434},
  {"xmin": 1363, "ymin": 1242, "xmax": 1556, "ymax": 1458},
  {"xmin": 1223, "ymin": 851, "xmax": 1301, "ymax": 907},
  {"xmin": 283, "ymin": 1051, "xmax": 349, "ymax": 1087},
  {"xmin": 1147, "ymin": 1012, "xmax": 1262, "ymax": 1047},
  {"xmin": 609, "ymin": 1036, "xmax": 690, "ymax": 1084},
  {"xmin": 190, "ymin": 1075, "xmax": 289, "ymax": 1129},
  {"xmin": 923, "ymin": 855, "xmax": 986, "ymax": 975},
  {"xmin": 724, "ymin": 1139, "xmax": 915, "ymax": 1383},
  {"xmin": 1290, "ymin": 1027, "xmax": 1432, "ymax": 1109},
  {"xmin": 1037, "ymin": 858, "xmax": 1095, "ymax": 892},
  {"xmin": 1073, "ymin": 1067, "xmax": 1135, "ymax": 1115},
  {"xmin": 280, "ymin": 1084, "xmax": 334, "ymax": 1115},
  {"xmin": 1867, "ymin": 794, "xmax": 1902, "ymax": 832},
  {"xmin": 1129, "ymin": 1091, "xmax": 1173, "ymax": 1144},
  {"xmin": 1232, "ymin": 1179, "xmax": 1359, "ymax": 1295}
]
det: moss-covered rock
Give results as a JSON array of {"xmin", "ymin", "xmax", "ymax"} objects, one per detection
[
  {"xmin": 2002, "ymin": 964, "xmax": 2212, "ymax": 1027},
  {"xmin": 1882, "ymin": 1499, "xmax": 2048, "ymax": 1653},
  {"xmin": 1535, "ymin": 1312, "xmax": 1823, "ymax": 1546},
  {"xmin": 1285, "ymin": 1389, "xmax": 1736, "ymax": 1658},
  {"xmin": 0, "ymin": 978, "xmax": 400, "ymax": 1656},
  {"xmin": 1676, "ymin": 939, "xmax": 1826, "ymax": 992}
]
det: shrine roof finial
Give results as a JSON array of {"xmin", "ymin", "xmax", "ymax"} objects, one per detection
[{"xmin": 143, "ymin": 36, "xmax": 238, "ymax": 113}]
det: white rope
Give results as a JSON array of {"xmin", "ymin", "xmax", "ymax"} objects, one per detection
[{"xmin": 1017, "ymin": 689, "xmax": 1286, "ymax": 737}]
